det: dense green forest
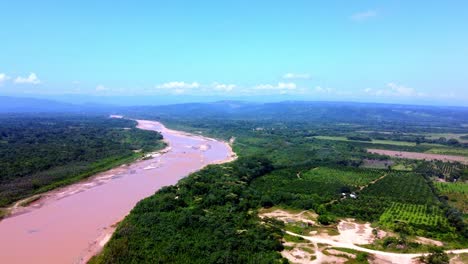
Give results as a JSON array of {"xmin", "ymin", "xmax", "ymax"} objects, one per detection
[
  {"xmin": 90, "ymin": 157, "xmax": 285, "ymax": 264},
  {"xmin": 93, "ymin": 102, "xmax": 468, "ymax": 263},
  {"xmin": 1, "ymin": 100, "xmax": 468, "ymax": 262},
  {"xmin": 0, "ymin": 114, "xmax": 165, "ymax": 207}
]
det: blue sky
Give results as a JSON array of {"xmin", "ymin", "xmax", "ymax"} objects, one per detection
[{"xmin": 1, "ymin": 0, "xmax": 467, "ymax": 106}]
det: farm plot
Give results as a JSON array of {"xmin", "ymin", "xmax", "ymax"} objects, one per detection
[
  {"xmin": 435, "ymin": 182, "xmax": 468, "ymax": 195},
  {"xmin": 425, "ymin": 147, "xmax": 468, "ymax": 157},
  {"xmin": 434, "ymin": 182, "xmax": 468, "ymax": 214},
  {"xmin": 360, "ymin": 159, "xmax": 394, "ymax": 170},
  {"xmin": 368, "ymin": 149, "xmax": 468, "ymax": 164},
  {"xmin": 314, "ymin": 136, "xmax": 416, "ymax": 146},
  {"xmin": 361, "ymin": 172, "xmax": 437, "ymax": 205},
  {"xmin": 301, "ymin": 167, "xmax": 385, "ymax": 187},
  {"xmin": 380, "ymin": 202, "xmax": 450, "ymax": 230},
  {"xmin": 251, "ymin": 167, "xmax": 385, "ymax": 208},
  {"xmin": 330, "ymin": 171, "xmax": 439, "ymax": 222}
]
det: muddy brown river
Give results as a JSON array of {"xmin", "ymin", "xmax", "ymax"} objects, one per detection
[{"xmin": 0, "ymin": 120, "xmax": 235, "ymax": 264}]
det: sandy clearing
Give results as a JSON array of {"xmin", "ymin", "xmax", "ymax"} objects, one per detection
[
  {"xmin": 287, "ymin": 231, "xmax": 468, "ymax": 264},
  {"xmin": 259, "ymin": 209, "xmax": 317, "ymax": 225},
  {"xmin": 415, "ymin": 236, "xmax": 444, "ymax": 247},
  {"xmin": 263, "ymin": 209, "xmax": 460, "ymax": 264},
  {"xmin": 281, "ymin": 247, "xmax": 314, "ymax": 264},
  {"xmin": 367, "ymin": 149, "xmax": 468, "ymax": 164},
  {"xmin": 323, "ymin": 219, "xmax": 376, "ymax": 245}
]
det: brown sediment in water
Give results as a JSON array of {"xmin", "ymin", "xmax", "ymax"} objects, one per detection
[{"xmin": 0, "ymin": 120, "xmax": 236, "ymax": 264}]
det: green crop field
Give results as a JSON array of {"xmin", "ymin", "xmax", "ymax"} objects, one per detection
[
  {"xmin": 359, "ymin": 172, "xmax": 437, "ymax": 205},
  {"xmin": 251, "ymin": 167, "xmax": 385, "ymax": 209},
  {"xmin": 425, "ymin": 148, "xmax": 468, "ymax": 157},
  {"xmin": 435, "ymin": 182, "xmax": 468, "ymax": 194},
  {"xmin": 435, "ymin": 182, "xmax": 468, "ymax": 214},
  {"xmin": 380, "ymin": 202, "xmax": 450, "ymax": 229},
  {"xmin": 330, "ymin": 171, "xmax": 439, "ymax": 224}
]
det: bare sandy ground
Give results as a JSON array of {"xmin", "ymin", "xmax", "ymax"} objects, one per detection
[
  {"xmin": 415, "ymin": 236, "xmax": 444, "ymax": 247},
  {"xmin": 368, "ymin": 149, "xmax": 468, "ymax": 164},
  {"xmin": 261, "ymin": 209, "xmax": 466, "ymax": 264},
  {"xmin": 259, "ymin": 208, "xmax": 317, "ymax": 225},
  {"xmin": 318, "ymin": 219, "xmax": 378, "ymax": 245},
  {"xmin": 287, "ymin": 231, "xmax": 468, "ymax": 264}
]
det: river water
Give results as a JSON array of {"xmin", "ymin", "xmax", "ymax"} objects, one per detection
[{"xmin": 0, "ymin": 120, "xmax": 234, "ymax": 264}]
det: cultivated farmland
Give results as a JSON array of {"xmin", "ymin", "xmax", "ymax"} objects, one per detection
[
  {"xmin": 367, "ymin": 149, "xmax": 468, "ymax": 164},
  {"xmin": 379, "ymin": 202, "xmax": 450, "ymax": 231}
]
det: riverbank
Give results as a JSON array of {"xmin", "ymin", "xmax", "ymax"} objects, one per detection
[
  {"xmin": 0, "ymin": 116, "xmax": 166, "ymax": 216},
  {"xmin": 0, "ymin": 119, "xmax": 235, "ymax": 264},
  {"xmin": 84, "ymin": 120, "xmax": 237, "ymax": 261}
]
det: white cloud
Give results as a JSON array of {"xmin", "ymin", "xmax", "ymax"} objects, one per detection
[
  {"xmin": 283, "ymin": 73, "xmax": 311, "ymax": 80},
  {"xmin": 386, "ymin": 82, "xmax": 417, "ymax": 96},
  {"xmin": 0, "ymin": 73, "xmax": 10, "ymax": 85},
  {"xmin": 351, "ymin": 10, "xmax": 377, "ymax": 21},
  {"xmin": 254, "ymin": 82, "xmax": 297, "ymax": 91},
  {"xmin": 278, "ymin": 82, "xmax": 297, "ymax": 90},
  {"xmin": 14, "ymin": 73, "xmax": 41, "ymax": 85},
  {"xmin": 212, "ymin": 82, "xmax": 236, "ymax": 92},
  {"xmin": 155, "ymin": 81, "xmax": 200, "ymax": 89},
  {"xmin": 365, "ymin": 83, "xmax": 425, "ymax": 97},
  {"xmin": 154, "ymin": 81, "xmax": 201, "ymax": 95}
]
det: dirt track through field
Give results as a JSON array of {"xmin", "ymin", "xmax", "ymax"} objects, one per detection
[{"xmin": 286, "ymin": 231, "xmax": 468, "ymax": 264}]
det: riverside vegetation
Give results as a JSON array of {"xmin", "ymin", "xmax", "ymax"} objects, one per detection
[
  {"xmin": 92, "ymin": 102, "xmax": 468, "ymax": 263},
  {"xmin": 0, "ymin": 114, "xmax": 165, "ymax": 209}
]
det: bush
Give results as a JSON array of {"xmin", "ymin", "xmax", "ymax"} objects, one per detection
[{"xmin": 317, "ymin": 214, "xmax": 336, "ymax": 225}]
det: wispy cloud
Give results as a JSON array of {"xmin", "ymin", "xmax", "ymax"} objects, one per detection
[
  {"xmin": 0, "ymin": 73, "xmax": 10, "ymax": 85},
  {"xmin": 254, "ymin": 82, "xmax": 296, "ymax": 90},
  {"xmin": 14, "ymin": 73, "xmax": 41, "ymax": 85},
  {"xmin": 351, "ymin": 10, "xmax": 377, "ymax": 21},
  {"xmin": 153, "ymin": 81, "xmax": 201, "ymax": 95},
  {"xmin": 314, "ymin": 86, "xmax": 334, "ymax": 94},
  {"xmin": 283, "ymin": 73, "xmax": 311, "ymax": 80},
  {"xmin": 212, "ymin": 82, "xmax": 236, "ymax": 92},
  {"xmin": 364, "ymin": 83, "xmax": 425, "ymax": 97},
  {"xmin": 155, "ymin": 81, "xmax": 200, "ymax": 90}
]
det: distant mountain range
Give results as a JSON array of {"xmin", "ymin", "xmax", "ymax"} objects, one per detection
[
  {"xmin": 126, "ymin": 100, "xmax": 468, "ymax": 125},
  {"xmin": 1, "ymin": 96, "xmax": 468, "ymax": 127},
  {"xmin": 0, "ymin": 96, "xmax": 112, "ymax": 113}
]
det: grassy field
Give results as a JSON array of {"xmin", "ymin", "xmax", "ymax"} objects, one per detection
[
  {"xmin": 426, "ymin": 147, "xmax": 468, "ymax": 157},
  {"xmin": 314, "ymin": 136, "xmax": 417, "ymax": 146},
  {"xmin": 390, "ymin": 164, "xmax": 413, "ymax": 171}
]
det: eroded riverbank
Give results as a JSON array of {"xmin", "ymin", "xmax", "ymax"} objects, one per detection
[{"xmin": 0, "ymin": 120, "xmax": 236, "ymax": 264}]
